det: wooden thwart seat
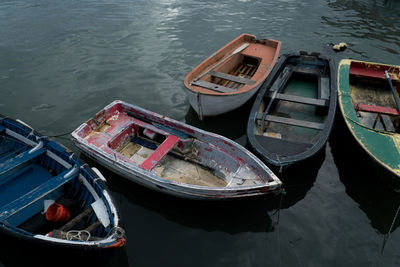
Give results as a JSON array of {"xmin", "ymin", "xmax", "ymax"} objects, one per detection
[
  {"xmin": 268, "ymin": 92, "xmax": 327, "ymax": 107},
  {"xmin": 0, "ymin": 148, "xmax": 45, "ymax": 176},
  {"xmin": 353, "ymin": 103, "xmax": 400, "ymax": 116},
  {"xmin": 140, "ymin": 135, "xmax": 180, "ymax": 171},
  {"xmin": 0, "ymin": 166, "xmax": 79, "ymax": 221},
  {"xmin": 256, "ymin": 114, "xmax": 324, "ymax": 130},
  {"xmin": 293, "ymin": 66, "xmax": 320, "ymax": 76},
  {"xmin": 190, "ymin": 80, "xmax": 237, "ymax": 93},
  {"xmin": 350, "ymin": 66, "xmax": 386, "ymax": 80}
]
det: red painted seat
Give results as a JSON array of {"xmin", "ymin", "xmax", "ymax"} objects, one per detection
[
  {"xmin": 350, "ymin": 66, "xmax": 386, "ymax": 79},
  {"xmin": 140, "ymin": 135, "xmax": 180, "ymax": 171},
  {"xmin": 353, "ymin": 103, "xmax": 400, "ymax": 116}
]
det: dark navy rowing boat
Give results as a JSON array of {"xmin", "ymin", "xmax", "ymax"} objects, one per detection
[
  {"xmin": 0, "ymin": 115, "xmax": 125, "ymax": 252},
  {"xmin": 247, "ymin": 52, "xmax": 337, "ymax": 166}
]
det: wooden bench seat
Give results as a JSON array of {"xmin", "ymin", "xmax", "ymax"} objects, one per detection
[
  {"xmin": 353, "ymin": 103, "xmax": 399, "ymax": 116},
  {"xmin": 190, "ymin": 80, "xmax": 237, "ymax": 93},
  {"xmin": 0, "ymin": 148, "xmax": 45, "ymax": 177},
  {"xmin": 140, "ymin": 135, "xmax": 180, "ymax": 171},
  {"xmin": 268, "ymin": 92, "xmax": 327, "ymax": 107},
  {"xmin": 256, "ymin": 114, "xmax": 324, "ymax": 130},
  {"xmin": 293, "ymin": 66, "xmax": 320, "ymax": 76},
  {"xmin": 350, "ymin": 66, "xmax": 387, "ymax": 80},
  {"xmin": 0, "ymin": 166, "xmax": 79, "ymax": 221}
]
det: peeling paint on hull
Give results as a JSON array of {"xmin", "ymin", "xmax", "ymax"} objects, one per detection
[{"xmin": 338, "ymin": 59, "xmax": 400, "ymax": 188}]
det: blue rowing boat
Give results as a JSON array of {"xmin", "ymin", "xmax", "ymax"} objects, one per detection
[{"xmin": 0, "ymin": 115, "xmax": 125, "ymax": 252}]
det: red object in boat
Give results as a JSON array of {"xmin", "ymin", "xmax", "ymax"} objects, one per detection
[{"xmin": 45, "ymin": 203, "xmax": 70, "ymax": 223}]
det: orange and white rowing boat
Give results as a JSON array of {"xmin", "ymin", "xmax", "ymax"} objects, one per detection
[{"xmin": 184, "ymin": 33, "xmax": 281, "ymax": 117}]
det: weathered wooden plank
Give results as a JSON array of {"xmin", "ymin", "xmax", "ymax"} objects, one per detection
[
  {"xmin": 85, "ymin": 220, "xmax": 102, "ymax": 233},
  {"xmin": 268, "ymin": 92, "xmax": 327, "ymax": 107},
  {"xmin": 59, "ymin": 208, "xmax": 92, "ymax": 232},
  {"xmin": 350, "ymin": 64, "xmax": 386, "ymax": 79},
  {"xmin": 140, "ymin": 135, "xmax": 180, "ymax": 171},
  {"xmin": 242, "ymin": 65, "xmax": 253, "ymax": 77},
  {"xmin": 293, "ymin": 66, "xmax": 320, "ymax": 75},
  {"xmin": 256, "ymin": 114, "xmax": 325, "ymax": 130},
  {"xmin": 208, "ymin": 70, "xmax": 255, "ymax": 85},
  {"xmin": 319, "ymin": 76, "xmax": 330, "ymax": 100},
  {"xmin": 239, "ymin": 65, "xmax": 249, "ymax": 76},
  {"xmin": 269, "ymin": 66, "xmax": 293, "ymax": 92},
  {"xmin": 248, "ymin": 65, "xmax": 257, "ymax": 77},
  {"xmin": 353, "ymin": 103, "xmax": 400, "ymax": 116},
  {"xmin": 0, "ymin": 148, "xmax": 45, "ymax": 176},
  {"xmin": 191, "ymin": 80, "xmax": 237, "ymax": 93}
]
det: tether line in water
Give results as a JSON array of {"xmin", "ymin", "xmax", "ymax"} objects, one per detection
[
  {"xmin": 274, "ymin": 167, "xmax": 302, "ymax": 267},
  {"xmin": 381, "ymin": 202, "xmax": 400, "ymax": 254},
  {"xmin": 45, "ymin": 131, "xmax": 72, "ymax": 138},
  {"xmin": 375, "ymin": 201, "xmax": 400, "ymax": 267}
]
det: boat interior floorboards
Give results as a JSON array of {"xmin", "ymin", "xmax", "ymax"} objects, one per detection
[
  {"xmin": 213, "ymin": 60, "xmax": 258, "ymax": 89},
  {"xmin": 117, "ymin": 138, "xmax": 228, "ymax": 187},
  {"xmin": 154, "ymin": 154, "xmax": 227, "ymax": 187},
  {"xmin": 350, "ymin": 77, "xmax": 397, "ymax": 107}
]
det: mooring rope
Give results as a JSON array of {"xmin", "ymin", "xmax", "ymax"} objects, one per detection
[
  {"xmin": 273, "ymin": 159, "xmax": 303, "ymax": 267},
  {"xmin": 381, "ymin": 202, "xmax": 400, "ymax": 254},
  {"xmin": 45, "ymin": 131, "xmax": 72, "ymax": 138},
  {"xmin": 375, "ymin": 201, "xmax": 400, "ymax": 267},
  {"xmin": 275, "ymin": 161, "xmax": 284, "ymax": 267}
]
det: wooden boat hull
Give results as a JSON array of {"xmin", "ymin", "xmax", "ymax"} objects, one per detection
[
  {"xmin": 72, "ymin": 100, "xmax": 282, "ymax": 200},
  {"xmin": 337, "ymin": 59, "xmax": 400, "ymax": 188},
  {"xmin": 247, "ymin": 52, "xmax": 337, "ymax": 166},
  {"xmin": 184, "ymin": 33, "xmax": 281, "ymax": 117},
  {"xmin": 0, "ymin": 116, "xmax": 125, "ymax": 251}
]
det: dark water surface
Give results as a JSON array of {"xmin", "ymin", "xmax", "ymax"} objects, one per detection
[{"xmin": 1, "ymin": 0, "xmax": 400, "ymax": 266}]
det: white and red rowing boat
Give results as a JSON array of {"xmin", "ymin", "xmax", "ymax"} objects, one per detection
[{"xmin": 72, "ymin": 100, "xmax": 282, "ymax": 200}]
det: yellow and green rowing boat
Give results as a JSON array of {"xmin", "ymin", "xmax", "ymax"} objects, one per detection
[{"xmin": 338, "ymin": 59, "xmax": 400, "ymax": 190}]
